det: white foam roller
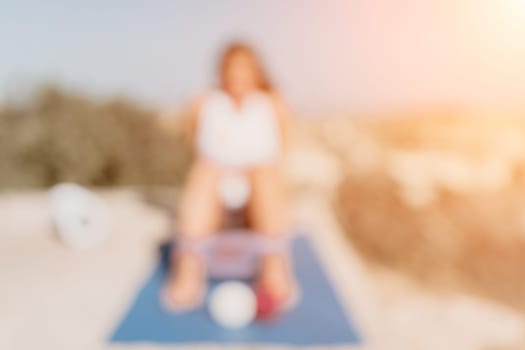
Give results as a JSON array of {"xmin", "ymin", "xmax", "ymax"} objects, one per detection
[{"xmin": 48, "ymin": 183, "xmax": 111, "ymax": 250}]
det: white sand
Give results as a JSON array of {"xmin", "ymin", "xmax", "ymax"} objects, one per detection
[{"xmin": 0, "ymin": 187, "xmax": 524, "ymax": 350}]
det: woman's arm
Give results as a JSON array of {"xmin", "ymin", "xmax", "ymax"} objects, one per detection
[
  {"xmin": 184, "ymin": 94, "xmax": 207, "ymax": 147},
  {"xmin": 270, "ymin": 93, "xmax": 293, "ymax": 151}
]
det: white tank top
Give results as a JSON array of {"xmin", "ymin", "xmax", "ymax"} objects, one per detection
[{"xmin": 196, "ymin": 90, "xmax": 281, "ymax": 168}]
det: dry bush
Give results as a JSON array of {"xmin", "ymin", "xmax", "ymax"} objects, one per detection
[
  {"xmin": 0, "ymin": 85, "xmax": 192, "ymax": 188},
  {"xmin": 331, "ymin": 110, "xmax": 525, "ymax": 312}
]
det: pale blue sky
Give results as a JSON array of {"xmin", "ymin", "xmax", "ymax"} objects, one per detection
[{"xmin": 1, "ymin": 0, "xmax": 524, "ymax": 113}]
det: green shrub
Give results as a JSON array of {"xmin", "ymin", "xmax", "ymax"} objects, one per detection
[{"xmin": 0, "ymin": 85, "xmax": 192, "ymax": 188}]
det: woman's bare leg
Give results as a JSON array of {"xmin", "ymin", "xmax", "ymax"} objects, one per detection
[
  {"xmin": 166, "ymin": 159, "xmax": 223, "ymax": 306},
  {"xmin": 178, "ymin": 159, "xmax": 223, "ymax": 236},
  {"xmin": 249, "ymin": 162, "xmax": 293, "ymax": 301}
]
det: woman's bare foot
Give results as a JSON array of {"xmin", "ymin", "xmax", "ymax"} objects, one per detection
[{"xmin": 164, "ymin": 253, "xmax": 206, "ymax": 310}]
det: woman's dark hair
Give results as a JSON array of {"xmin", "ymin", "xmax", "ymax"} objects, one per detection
[{"xmin": 218, "ymin": 42, "xmax": 272, "ymax": 92}]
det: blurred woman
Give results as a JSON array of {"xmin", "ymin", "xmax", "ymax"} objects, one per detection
[{"xmin": 163, "ymin": 43, "xmax": 294, "ymax": 313}]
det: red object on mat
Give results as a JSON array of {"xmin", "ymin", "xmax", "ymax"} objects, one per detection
[{"xmin": 255, "ymin": 285, "xmax": 281, "ymax": 320}]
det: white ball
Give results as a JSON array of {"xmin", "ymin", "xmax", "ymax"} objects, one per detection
[
  {"xmin": 218, "ymin": 174, "xmax": 251, "ymax": 210},
  {"xmin": 208, "ymin": 281, "xmax": 256, "ymax": 329}
]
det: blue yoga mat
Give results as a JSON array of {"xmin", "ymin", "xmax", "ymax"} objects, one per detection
[{"xmin": 110, "ymin": 235, "xmax": 361, "ymax": 346}]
